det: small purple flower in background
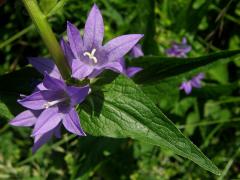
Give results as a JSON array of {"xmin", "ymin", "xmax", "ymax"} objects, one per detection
[
  {"xmin": 166, "ymin": 38, "xmax": 204, "ymax": 94},
  {"xmin": 119, "ymin": 44, "xmax": 144, "ymax": 78},
  {"xmin": 10, "ymin": 72, "xmax": 89, "ymax": 152},
  {"xmin": 166, "ymin": 37, "xmax": 192, "ymax": 58},
  {"xmin": 62, "ymin": 4, "xmax": 143, "ymax": 80},
  {"xmin": 180, "ymin": 73, "xmax": 205, "ymax": 94},
  {"xmin": 130, "ymin": 44, "xmax": 144, "ymax": 58}
]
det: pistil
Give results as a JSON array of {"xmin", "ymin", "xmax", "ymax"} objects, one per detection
[
  {"xmin": 83, "ymin": 48, "xmax": 98, "ymax": 63},
  {"xmin": 44, "ymin": 97, "xmax": 68, "ymax": 109}
]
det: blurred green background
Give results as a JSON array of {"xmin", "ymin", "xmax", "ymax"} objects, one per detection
[{"xmin": 0, "ymin": 0, "xmax": 240, "ymax": 179}]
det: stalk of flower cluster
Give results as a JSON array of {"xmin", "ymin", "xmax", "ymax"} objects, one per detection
[{"xmin": 22, "ymin": 0, "xmax": 70, "ymax": 80}]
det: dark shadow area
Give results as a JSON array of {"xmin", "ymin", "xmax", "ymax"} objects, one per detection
[
  {"xmin": 93, "ymin": 70, "xmax": 119, "ymax": 87},
  {"xmin": 81, "ymin": 91, "xmax": 105, "ymax": 118},
  {"xmin": 62, "ymin": 136, "xmax": 137, "ymax": 179},
  {"xmin": 79, "ymin": 71, "xmax": 119, "ymax": 117},
  {"xmin": 0, "ymin": 67, "xmax": 41, "ymax": 115}
]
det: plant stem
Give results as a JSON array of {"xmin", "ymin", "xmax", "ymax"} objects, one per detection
[{"xmin": 22, "ymin": 0, "xmax": 70, "ymax": 80}]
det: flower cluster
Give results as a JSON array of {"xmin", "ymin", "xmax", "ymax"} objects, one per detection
[{"xmin": 10, "ymin": 4, "xmax": 143, "ymax": 152}]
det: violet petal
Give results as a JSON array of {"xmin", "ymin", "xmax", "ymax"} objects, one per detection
[
  {"xmin": 191, "ymin": 73, "xmax": 204, "ymax": 88},
  {"xmin": 126, "ymin": 67, "xmax": 143, "ymax": 78},
  {"xmin": 182, "ymin": 37, "xmax": 187, "ymax": 44},
  {"xmin": 130, "ymin": 44, "xmax": 144, "ymax": 58},
  {"xmin": 83, "ymin": 4, "xmax": 104, "ymax": 49},
  {"xmin": 66, "ymin": 85, "xmax": 89, "ymax": 106},
  {"xmin": 191, "ymin": 79, "xmax": 201, "ymax": 88},
  {"xmin": 9, "ymin": 110, "xmax": 40, "ymax": 127},
  {"xmin": 180, "ymin": 82, "xmax": 192, "ymax": 94},
  {"xmin": 32, "ymin": 129, "xmax": 54, "ymax": 153},
  {"xmin": 62, "ymin": 108, "xmax": 86, "ymax": 136},
  {"xmin": 18, "ymin": 90, "xmax": 56, "ymax": 110},
  {"xmin": 32, "ymin": 107, "xmax": 63, "ymax": 136},
  {"xmin": 71, "ymin": 59, "xmax": 93, "ymax": 79},
  {"xmin": 104, "ymin": 34, "xmax": 144, "ymax": 62},
  {"xmin": 67, "ymin": 21, "xmax": 83, "ymax": 57},
  {"xmin": 54, "ymin": 123, "xmax": 62, "ymax": 138},
  {"xmin": 60, "ymin": 39, "xmax": 75, "ymax": 67},
  {"xmin": 87, "ymin": 69, "xmax": 105, "ymax": 78},
  {"xmin": 102, "ymin": 61, "xmax": 124, "ymax": 74},
  {"xmin": 35, "ymin": 82, "xmax": 47, "ymax": 91},
  {"xmin": 43, "ymin": 73, "xmax": 66, "ymax": 91}
]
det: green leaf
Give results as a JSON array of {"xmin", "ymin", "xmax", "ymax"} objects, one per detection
[
  {"xmin": 184, "ymin": 107, "xmax": 200, "ymax": 136},
  {"xmin": 140, "ymin": 77, "xmax": 180, "ymax": 110},
  {"xmin": 0, "ymin": 101, "xmax": 13, "ymax": 120},
  {"xmin": 79, "ymin": 75, "xmax": 221, "ymax": 175},
  {"xmin": 131, "ymin": 49, "xmax": 240, "ymax": 83},
  {"xmin": 208, "ymin": 64, "xmax": 229, "ymax": 84},
  {"xmin": 0, "ymin": 68, "xmax": 220, "ymax": 174}
]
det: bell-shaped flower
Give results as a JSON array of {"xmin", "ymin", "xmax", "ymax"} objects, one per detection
[
  {"xmin": 65, "ymin": 4, "xmax": 143, "ymax": 79},
  {"xmin": 10, "ymin": 73, "xmax": 89, "ymax": 152}
]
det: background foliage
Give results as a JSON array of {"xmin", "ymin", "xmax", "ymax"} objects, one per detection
[{"xmin": 0, "ymin": 0, "xmax": 240, "ymax": 179}]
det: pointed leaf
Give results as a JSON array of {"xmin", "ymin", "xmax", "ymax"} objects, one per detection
[
  {"xmin": 79, "ymin": 75, "xmax": 221, "ymax": 175},
  {"xmin": 131, "ymin": 49, "xmax": 240, "ymax": 83}
]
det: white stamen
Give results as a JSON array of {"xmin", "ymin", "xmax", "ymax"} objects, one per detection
[
  {"xmin": 44, "ymin": 98, "xmax": 67, "ymax": 109},
  {"xmin": 83, "ymin": 48, "xmax": 98, "ymax": 63}
]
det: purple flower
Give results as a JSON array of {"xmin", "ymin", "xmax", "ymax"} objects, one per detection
[
  {"xmin": 180, "ymin": 73, "xmax": 205, "ymax": 94},
  {"xmin": 10, "ymin": 73, "xmax": 89, "ymax": 152},
  {"xmin": 118, "ymin": 44, "xmax": 144, "ymax": 78},
  {"xmin": 166, "ymin": 37, "xmax": 192, "ymax": 58},
  {"xmin": 130, "ymin": 44, "xmax": 144, "ymax": 58},
  {"xmin": 64, "ymin": 4, "xmax": 143, "ymax": 80}
]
